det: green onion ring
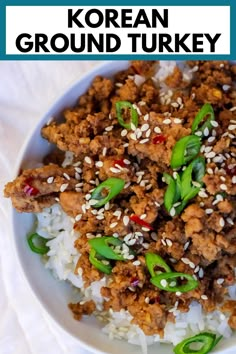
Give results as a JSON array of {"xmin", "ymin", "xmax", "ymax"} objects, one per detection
[
  {"xmin": 116, "ymin": 101, "xmax": 139, "ymax": 129},
  {"xmin": 27, "ymin": 233, "xmax": 50, "ymax": 255},
  {"xmin": 173, "ymin": 332, "xmax": 223, "ymax": 354},
  {"xmin": 170, "ymin": 135, "xmax": 201, "ymax": 169},
  {"xmin": 192, "ymin": 103, "xmax": 215, "ymax": 134},
  {"xmin": 181, "ymin": 157, "xmax": 205, "ymax": 199},
  {"xmin": 150, "ymin": 272, "xmax": 198, "ymax": 293},
  {"xmin": 88, "ymin": 237, "xmax": 124, "ymax": 261},
  {"xmin": 89, "ymin": 248, "xmax": 112, "ymax": 274},
  {"xmin": 145, "ymin": 253, "xmax": 172, "ymax": 277},
  {"xmin": 91, "ymin": 177, "xmax": 125, "ymax": 208}
]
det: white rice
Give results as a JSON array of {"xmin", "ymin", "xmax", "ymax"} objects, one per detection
[{"xmin": 34, "ymin": 204, "xmax": 235, "ymax": 351}]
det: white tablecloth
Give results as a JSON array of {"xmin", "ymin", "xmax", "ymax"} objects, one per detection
[{"xmin": 0, "ymin": 61, "xmax": 100, "ymax": 354}]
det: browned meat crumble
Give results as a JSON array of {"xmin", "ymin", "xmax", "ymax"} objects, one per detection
[{"xmin": 4, "ymin": 61, "xmax": 236, "ymax": 335}]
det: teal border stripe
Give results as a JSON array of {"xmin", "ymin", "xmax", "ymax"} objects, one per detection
[{"xmin": 1, "ymin": 0, "xmax": 235, "ymax": 60}]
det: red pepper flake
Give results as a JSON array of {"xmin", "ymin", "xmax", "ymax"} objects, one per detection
[
  {"xmin": 113, "ymin": 159, "xmax": 126, "ymax": 168},
  {"xmin": 23, "ymin": 178, "xmax": 39, "ymax": 196},
  {"xmin": 152, "ymin": 135, "xmax": 166, "ymax": 144},
  {"xmin": 130, "ymin": 214, "xmax": 154, "ymax": 230},
  {"xmin": 225, "ymin": 164, "xmax": 236, "ymax": 177}
]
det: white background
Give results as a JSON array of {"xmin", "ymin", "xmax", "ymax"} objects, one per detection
[
  {"xmin": 6, "ymin": 6, "xmax": 230, "ymax": 55},
  {"xmin": 0, "ymin": 60, "xmax": 99, "ymax": 354}
]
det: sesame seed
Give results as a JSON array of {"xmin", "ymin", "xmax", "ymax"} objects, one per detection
[
  {"xmin": 140, "ymin": 138, "xmax": 149, "ymax": 144},
  {"xmin": 47, "ymin": 176, "xmax": 54, "ymax": 184},
  {"xmin": 113, "ymin": 210, "xmax": 122, "ymax": 219},
  {"xmin": 201, "ymin": 295, "xmax": 208, "ymax": 300},
  {"xmin": 145, "ymin": 129, "xmax": 151, "ymax": 138},
  {"xmin": 229, "ymin": 106, "xmax": 236, "ymax": 112},
  {"xmin": 205, "ymin": 208, "xmax": 213, "ymax": 214},
  {"xmin": 115, "ymin": 82, "xmax": 123, "ymax": 87},
  {"xmin": 171, "ymin": 102, "xmax": 179, "ymax": 108},
  {"xmin": 75, "ymin": 167, "xmax": 82, "ymax": 173},
  {"xmin": 170, "ymin": 207, "xmax": 176, "ymax": 217},
  {"xmin": 55, "ymin": 197, "xmax": 59, "ymax": 202},
  {"xmin": 130, "ymin": 122, "xmax": 137, "ymax": 131},
  {"xmin": 85, "ymin": 193, "xmax": 91, "ymax": 201},
  {"xmin": 145, "ymin": 297, "xmax": 150, "ymax": 304},
  {"xmin": 166, "ymin": 239, "xmax": 173, "ymax": 247},
  {"xmin": 173, "ymin": 118, "xmax": 182, "ymax": 124},
  {"xmin": 96, "ymin": 215, "xmax": 104, "ymax": 220},
  {"xmin": 194, "ymin": 265, "xmax": 200, "ymax": 273},
  {"xmin": 223, "ymin": 84, "xmax": 231, "ymax": 91},
  {"xmin": 110, "ymin": 222, "xmax": 118, "ymax": 229},
  {"xmin": 161, "ymin": 239, "xmax": 167, "ymax": 246},
  {"xmin": 110, "ymin": 167, "xmax": 121, "ymax": 173},
  {"xmin": 120, "ymin": 129, "xmax": 128, "ymax": 138},
  {"xmin": 75, "ymin": 214, "xmax": 82, "ymax": 221},
  {"xmin": 204, "ymin": 146, "xmax": 212, "ymax": 153},
  {"xmin": 154, "ymin": 126, "xmax": 161, "ymax": 134},
  {"xmin": 176, "ymin": 291, "xmax": 182, "ymax": 297},
  {"xmin": 198, "ymin": 268, "xmax": 204, "ymax": 278},
  {"xmin": 226, "ymin": 217, "xmax": 234, "ymax": 225},
  {"xmin": 205, "ymin": 151, "xmax": 216, "ymax": 159},
  {"xmin": 160, "ymin": 279, "xmax": 168, "ymax": 288},
  {"xmin": 123, "ymin": 143, "xmax": 129, "ymax": 148},
  {"xmin": 184, "ymin": 241, "xmax": 190, "ymax": 251},
  {"xmin": 84, "ymin": 156, "xmax": 92, "ymax": 164},
  {"xmin": 217, "ymin": 278, "xmax": 224, "ymax": 285},
  {"xmin": 140, "ymin": 214, "xmax": 146, "ymax": 220},
  {"xmin": 228, "ymin": 124, "xmax": 236, "ymax": 131},
  {"xmin": 189, "ymin": 262, "xmax": 196, "ymax": 269},
  {"xmin": 133, "ymin": 260, "xmax": 141, "ymax": 266},
  {"xmin": 163, "ymin": 118, "xmax": 171, "ymax": 125},
  {"xmin": 124, "ymin": 182, "xmax": 131, "ymax": 189},
  {"xmin": 141, "ymin": 123, "xmax": 149, "ymax": 132},
  {"xmin": 102, "ymin": 147, "xmax": 107, "ymax": 156},
  {"xmin": 181, "ymin": 258, "xmax": 190, "ymax": 265},
  {"xmin": 123, "ymin": 215, "xmax": 129, "ymax": 226},
  {"xmin": 105, "ymin": 125, "xmax": 113, "ymax": 132},
  {"xmin": 151, "ymin": 232, "xmax": 158, "ymax": 241},
  {"xmin": 198, "ymin": 190, "xmax": 208, "ymax": 198},
  {"xmin": 142, "ymin": 227, "xmax": 151, "ymax": 232},
  {"xmin": 60, "ymin": 183, "xmax": 68, "ymax": 192},
  {"xmin": 144, "ymin": 113, "xmax": 149, "ymax": 121},
  {"xmin": 195, "ymin": 131, "xmax": 202, "ymax": 137},
  {"xmin": 81, "ymin": 204, "xmax": 87, "ymax": 214},
  {"xmin": 123, "ymin": 159, "xmax": 131, "ymax": 165},
  {"xmin": 232, "ymin": 176, "xmax": 236, "ymax": 184},
  {"xmin": 203, "ymin": 127, "xmax": 209, "ymax": 136},
  {"xmin": 219, "ymin": 217, "xmax": 225, "ymax": 227},
  {"xmin": 210, "ymin": 120, "xmax": 219, "ymax": 128},
  {"xmin": 208, "ymin": 136, "xmax": 215, "ymax": 143},
  {"xmin": 130, "ymin": 133, "xmax": 137, "ymax": 141},
  {"xmin": 220, "ymin": 184, "xmax": 227, "ymax": 191}
]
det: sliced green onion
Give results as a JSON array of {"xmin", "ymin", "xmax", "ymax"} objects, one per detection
[
  {"xmin": 116, "ymin": 101, "xmax": 138, "ymax": 129},
  {"xmin": 91, "ymin": 177, "xmax": 125, "ymax": 208},
  {"xmin": 88, "ymin": 237, "xmax": 124, "ymax": 260},
  {"xmin": 192, "ymin": 103, "xmax": 215, "ymax": 134},
  {"xmin": 27, "ymin": 233, "xmax": 50, "ymax": 254},
  {"xmin": 171, "ymin": 135, "xmax": 201, "ymax": 169},
  {"xmin": 163, "ymin": 173, "xmax": 181, "ymax": 212},
  {"xmin": 89, "ymin": 248, "xmax": 112, "ymax": 274},
  {"xmin": 150, "ymin": 272, "xmax": 198, "ymax": 293},
  {"xmin": 145, "ymin": 253, "xmax": 172, "ymax": 277},
  {"xmin": 181, "ymin": 157, "xmax": 205, "ymax": 199},
  {"xmin": 173, "ymin": 332, "xmax": 222, "ymax": 354}
]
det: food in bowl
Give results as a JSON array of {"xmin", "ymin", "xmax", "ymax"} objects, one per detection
[{"xmin": 4, "ymin": 60, "xmax": 236, "ymax": 354}]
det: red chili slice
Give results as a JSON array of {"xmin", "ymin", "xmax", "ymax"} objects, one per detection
[
  {"xmin": 113, "ymin": 159, "xmax": 126, "ymax": 168},
  {"xmin": 152, "ymin": 135, "xmax": 166, "ymax": 144},
  {"xmin": 23, "ymin": 178, "xmax": 39, "ymax": 196},
  {"xmin": 130, "ymin": 214, "xmax": 154, "ymax": 230}
]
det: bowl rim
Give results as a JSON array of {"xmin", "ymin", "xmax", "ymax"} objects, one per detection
[{"xmin": 8, "ymin": 59, "xmax": 236, "ymax": 354}]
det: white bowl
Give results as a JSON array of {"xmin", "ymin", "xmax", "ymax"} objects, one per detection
[{"xmin": 11, "ymin": 61, "xmax": 235, "ymax": 354}]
